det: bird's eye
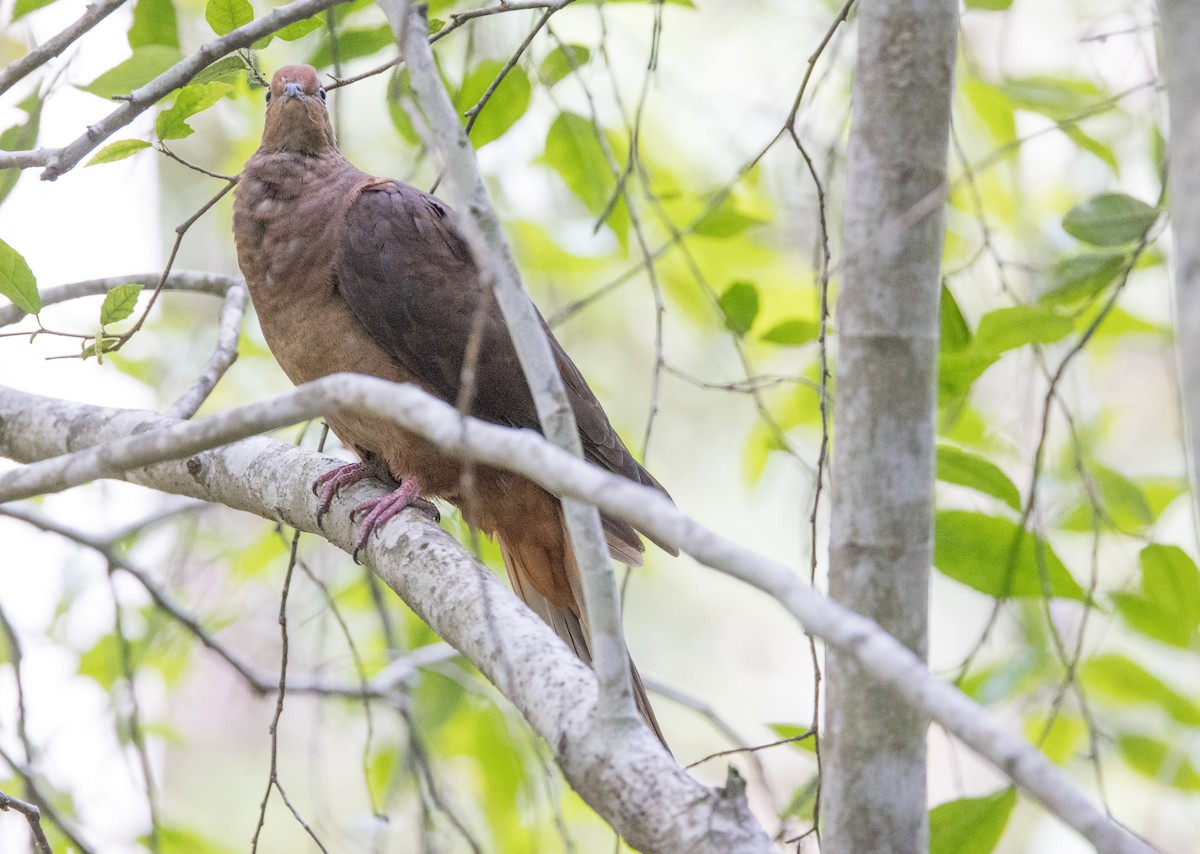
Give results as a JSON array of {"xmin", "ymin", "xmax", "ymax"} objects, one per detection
[
  {"xmin": 317, "ymin": 87, "xmax": 327, "ymax": 101},
  {"xmin": 265, "ymin": 90, "xmax": 272, "ymax": 104}
]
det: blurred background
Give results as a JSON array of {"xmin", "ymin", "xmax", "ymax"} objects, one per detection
[{"xmin": 0, "ymin": 0, "xmax": 1194, "ymax": 851}]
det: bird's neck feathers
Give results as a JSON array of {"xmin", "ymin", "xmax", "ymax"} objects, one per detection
[{"xmin": 257, "ymin": 98, "xmax": 339, "ymax": 158}]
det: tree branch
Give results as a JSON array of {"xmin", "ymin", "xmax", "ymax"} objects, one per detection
[
  {"xmin": 378, "ymin": 0, "xmax": 635, "ymax": 725},
  {"xmin": 0, "ymin": 0, "xmax": 129, "ymax": 98},
  {"xmin": 0, "ymin": 379, "xmax": 1155, "ymax": 854},
  {"xmin": 0, "ymin": 0, "xmax": 349, "ymax": 180}
]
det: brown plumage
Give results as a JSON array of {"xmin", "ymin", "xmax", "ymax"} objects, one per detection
[{"xmin": 232, "ymin": 65, "xmax": 673, "ymax": 746}]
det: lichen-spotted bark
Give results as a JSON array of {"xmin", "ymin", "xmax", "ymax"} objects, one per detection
[{"xmin": 824, "ymin": 1, "xmax": 958, "ymax": 852}]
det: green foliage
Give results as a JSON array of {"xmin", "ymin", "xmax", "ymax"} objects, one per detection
[
  {"xmin": 761, "ymin": 319, "xmax": 819, "ymax": 346},
  {"xmin": 82, "ymin": 46, "xmax": 184, "ymax": 99},
  {"xmin": 100, "ymin": 284, "xmax": 143, "ymax": 325},
  {"xmin": 540, "ymin": 112, "xmax": 629, "ymax": 247},
  {"xmin": 156, "ymin": 82, "xmax": 233, "ymax": 140},
  {"xmin": 1062, "ymin": 193, "xmax": 1158, "ymax": 247},
  {"xmin": 1083, "ymin": 654, "xmax": 1200, "ymax": 726},
  {"xmin": 0, "ymin": 92, "xmax": 43, "ymax": 206},
  {"xmin": 929, "ymin": 788, "xmax": 1016, "ymax": 854},
  {"xmin": 204, "ymin": 0, "xmax": 252, "ymax": 36},
  {"xmin": 718, "ymin": 281, "xmax": 759, "ymax": 335},
  {"xmin": 693, "ymin": 194, "xmax": 767, "ymax": 238},
  {"xmin": 1059, "ymin": 462, "xmax": 1155, "ymax": 534},
  {"xmin": 936, "ymin": 444, "xmax": 1021, "ymax": 510},
  {"xmin": 0, "ymin": 237, "xmax": 40, "ymax": 315},
  {"xmin": 541, "ymin": 44, "xmax": 591, "ymax": 85},
  {"xmin": 1112, "ymin": 545, "xmax": 1200, "ymax": 647},
  {"xmin": 87, "ymin": 139, "xmax": 153, "ymax": 167},
  {"xmin": 309, "ymin": 25, "xmax": 395, "ymax": 68},
  {"xmin": 934, "ymin": 511, "xmax": 1085, "ymax": 600},
  {"xmin": 456, "ymin": 61, "xmax": 533, "ymax": 147},
  {"xmin": 1039, "ymin": 252, "xmax": 1126, "ymax": 306},
  {"xmin": 275, "ymin": 14, "xmax": 325, "ymax": 41},
  {"xmin": 1117, "ymin": 735, "xmax": 1200, "ymax": 791},
  {"xmin": 129, "ymin": 0, "xmax": 180, "ymax": 49},
  {"xmin": 11, "ymin": 0, "xmax": 55, "ymax": 19}
]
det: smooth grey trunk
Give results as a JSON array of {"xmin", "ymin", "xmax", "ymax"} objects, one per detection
[
  {"xmin": 824, "ymin": 1, "xmax": 958, "ymax": 852},
  {"xmin": 1158, "ymin": 2, "xmax": 1200, "ymax": 532}
]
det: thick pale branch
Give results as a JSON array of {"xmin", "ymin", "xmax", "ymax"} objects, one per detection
[
  {"xmin": 0, "ymin": 0, "xmax": 348, "ymax": 180},
  {"xmin": 0, "ymin": 378, "xmax": 1153, "ymax": 854},
  {"xmin": 378, "ymin": 0, "xmax": 634, "ymax": 723},
  {"xmin": 0, "ymin": 383, "xmax": 769, "ymax": 854}
]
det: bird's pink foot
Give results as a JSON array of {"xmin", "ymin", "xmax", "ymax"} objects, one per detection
[
  {"xmin": 313, "ymin": 461, "xmax": 377, "ymax": 528},
  {"xmin": 351, "ymin": 479, "xmax": 436, "ymax": 561}
]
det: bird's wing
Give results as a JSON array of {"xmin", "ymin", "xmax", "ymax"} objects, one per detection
[{"xmin": 335, "ymin": 180, "xmax": 676, "ymax": 553}]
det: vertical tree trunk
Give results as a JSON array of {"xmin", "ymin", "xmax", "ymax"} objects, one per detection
[
  {"xmin": 823, "ymin": 2, "xmax": 958, "ymax": 852},
  {"xmin": 1158, "ymin": 2, "xmax": 1200, "ymax": 527}
]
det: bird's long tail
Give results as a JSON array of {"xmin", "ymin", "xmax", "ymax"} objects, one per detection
[{"xmin": 498, "ymin": 528, "xmax": 669, "ymax": 751}]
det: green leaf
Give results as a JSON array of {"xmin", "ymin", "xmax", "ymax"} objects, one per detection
[
  {"xmin": 718, "ymin": 281, "xmax": 759, "ymax": 336},
  {"xmin": 309, "ymin": 25, "xmax": 395, "ymax": 68},
  {"xmin": 941, "ymin": 283, "xmax": 971, "ymax": 352},
  {"xmin": 204, "ymin": 0, "xmax": 252, "ymax": 35},
  {"xmin": 935, "ymin": 511, "xmax": 1086, "ymax": 600},
  {"xmin": 999, "ymin": 76, "xmax": 1108, "ymax": 121},
  {"xmin": 456, "ymin": 61, "xmax": 532, "ymax": 147},
  {"xmin": 1039, "ymin": 252, "xmax": 1125, "ymax": 306},
  {"xmin": 87, "ymin": 139, "xmax": 152, "ymax": 167},
  {"xmin": 540, "ymin": 112, "xmax": 629, "ymax": 247},
  {"xmin": 1112, "ymin": 546, "xmax": 1200, "ymax": 647},
  {"xmin": 1063, "ymin": 193, "xmax": 1157, "ymax": 247},
  {"xmin": 693, "ymin": 195, "xmax": 766, "ymax": 238},
  {"xmin": 78, "ymin": 634, "xmax": 122, "ymax": 690},
  {"xmin": 1117, "ymin": 734, "xmax": 1200, "ymax": 791},
  {"xmin": 1060, "ymin": 463, "xmax": 1154, "ymax": 534},
  {"xmin": 929, "ymin": 788, "xmax": 1016, "ymax": 854},
  {"xmin": 766, "ymin": 723, "xmax": 816, "ymax": 752},
  {"xmin": 962, "ymin": 79, "xmax": 1015, "ymax": 146},
  {"xmin": 1083, "ymin": 654, "xmax": 1200, "ymax": 726},
  {"xmin": 100, "ymin": 284, "xmax": 143, "ymax": 325},
  {"xmin": 190, "ymin": 55, "xmax": 249, "ymax": 87},
  {"xmin": 82, "ymin": 46, "xmax": 183, "ymax": 99},
  {"xmin": 761, "ymin": 319, "xmax": 818, "ymax": 346},
  {"xmin": 276, "ymin": 14, "xmax": 324, "ymax": 41},
  {"xmin": 128, "ymin": 0, "xmax": 179, "ymax": 49},
  {"xmin": 155, "ymin": 81, "xmax": 232, "ymax": 140},
  {"xmin": 965, "ymin": 0, "xmax": 1012, "ymax": 8},
  {"xmin": 541, "ymin": 44, "xmax": 591, "ymax": 85},
  {"xmin": 973, "ymin": 305, "xmax": 1073, "ymax": 354},
  {"xmin": 12, "ymin": 0, "xmax": 56, "ymax": 19},
  {"xmin": 1024, "ymin": 714, "xmax": 1085, "ymax": 764},
  {"xmin": 0, "ymin": 92, "xmax": 43, "ymax": 207},
  {"xmin": 1063, "ymin": 125, "xmax": 1118, "ymax": 172},
  {"xmin": 0, "ymin": 238, "xmax": 40, "ymax": 315},
  {"xmin": 936, "ymin": 445, "xmax": 1021, "ymax": 510}
]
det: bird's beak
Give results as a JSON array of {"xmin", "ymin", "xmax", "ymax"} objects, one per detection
[{"xmin": 283, "ymin": 82, "xmax": 304, "ymax": 100}]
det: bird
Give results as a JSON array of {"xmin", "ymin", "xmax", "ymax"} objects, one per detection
[{"xmin": 232, "ymin": 65, "xmax": 674, "ymax": 746}]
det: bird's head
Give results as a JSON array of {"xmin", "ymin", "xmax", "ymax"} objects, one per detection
[{"xmin": 258, "ymin": 65, "xmax": 337, "ymax": 156}]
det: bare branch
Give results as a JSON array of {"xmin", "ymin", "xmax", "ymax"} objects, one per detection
[
  {"xmin": 0, "ymin": 789, "xmax": 53, "ymax": 854},
  {"xmin": 379, "ymin": 0, "xmax": 636, "ymax": 726},
  {"xmin": 166, "ymin": 279, "xmax": 247, "ymax": 418},
  {"xmin": 0, "ymin": 378, "xmax": 1156, "ymax": 854}
]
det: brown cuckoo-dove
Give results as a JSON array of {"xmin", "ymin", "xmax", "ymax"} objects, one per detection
[{"xmin": 232, "ymin": 65, "xmax": 673, "ymax": 745}]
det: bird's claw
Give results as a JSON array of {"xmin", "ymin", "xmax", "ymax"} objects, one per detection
[{"xmin": 350, "ymin": 478, "xmax": 423, "ymax": 561}]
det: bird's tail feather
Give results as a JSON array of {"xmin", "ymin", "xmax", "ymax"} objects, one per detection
[{"xmin": 498, "ymin": 531, "xmax": 669, "ymax": 751}]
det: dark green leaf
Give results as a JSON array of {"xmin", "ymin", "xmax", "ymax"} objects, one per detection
[
  {"xmin": 540, "ymin": 112, "xmax": 629, "ymax": 246},
  {"xmin": 718, "ymin": 281, "xmax": 759, "ymax": 336},
  {"xmin": 128, "ymin": 0, "xmax": 179, "ymax": 49},
  {"xmin": 309, "ymin": 25, "xmax": 395, "ymax": 68},
  {"xmin": 0, "ymin": 92, "xmax": 43, "ymax": 207},
  {"xmin": 155, "ymin": 81, "xmax": 232, "ymax": 140},
  {"xmin": 541, "ymin": 44, "xmax": 591, "ymax": 85},
  {"xmin": 761, "ymin": 319, "xmax": 818, "ymax": 346},
  {"xmin": 12, "ymin": 0, "xmax": 55, "ymax": 20},
  {"xmin": 0, "ymin": 237, "xmax": 40, "ymax": 315},
  {"xmin": 936, "ymin": 445, "xmax": 1021, "ymax": 510},
  {"xmin": 935, "ymin": 511, "xmax": 1086, "ymax": 600},
  {"xmin": 87, "ymin": 139, "xmax": 152, "ymax": 167},
  {"xmin": 929, "ymin": 788, "xmax": 1016, "ymax": 854},
  {"xmin": 941, "ymin": 283, "xmax": 971, "ymax": 352},
  {"xmin": 276, "ymin": 14, "xmax": 324, "ymax": 41},
  {"xmin": 693, "ymin": 195, "xmax": 766, "ymax": 238},
  {"xmin": 204, "ymin": 0, "xmax": 252, "ymax": 35},
  {"xmin": 973, "ymin": 305, "xmax": 1072, "ymax": 354},
  {"xmin": 1063, "ymin": 193, "xmax": 1157, "ymax": 247},
  {"xmin": 1117, "ymin": 734, "xmax": 1200, "ymax": 791},
  {"xmin": 1039, "ymin": 252, "xmax": 1125, "ymax": 306},
  {"xmin": 1083, "ymin": 655, "xmax": 1200, "ymax": 726},
  {"xmin": 81, "ymin": 46, "xmax": 183, "ymax": 99},
  {"xmin": 456, "ymin": 61, "xmax": 532, "ymax": 147},
  {"xmin": 100, "ymin": 284, "xmax": 143, "ymax": 325}
]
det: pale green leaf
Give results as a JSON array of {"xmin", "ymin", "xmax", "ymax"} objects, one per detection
[
  {"xmin": 0, "ymin": 237, "xmax": 40, "ymax": 315},
  {"xmin": 100, "ymin": 284, "xmax": 143, "ymax": 325},
  {"xmin": 973, "ymin": 305, "xmax": 1072, "ymax": 353},
  {"xmin": 541, "ymin": 44, "xmax": 591, "ymax": 85},
  {"xmin": 0, "ymin": 92, "xmax": 43, "ymax": 207},
  {"xmin": 82, "ymin": 46, "xmax": 183, "ymax": 99},
  {"xmin": 761, "ymin": 319, "xmax": 819, "ymax": 346},
  {"xmin": 155, "ymin": 81, "xmax": 232, "ymax": 140},
  {"xmin": 540, "ymin": 112, "xmax": 629, "ymax": 247},
  {"xmin": 128, "ymin": 0, "xmax": 179, "ymax": 49},
  {"xmin": 936, "ymin": 444, "xmax": 1021, "ymax": 510},
  {"xmin": 1117, "ymin": 735, "xmax": 1200, "ymax": 791},
  {"xmin": 87, "ymin": 139, "xmax": 152, "ymax": 167},
  {"xmin": 204, "ymin": 0, "xmax": 252, "ymax": 36},
  {"xmin": 929, "ymin": 788, "xmax": 1016, "ymax": 854},
  {"xmin": 456, "ymin": 61, "xmax": 532, "ymax": 147},
  {"xmin": 1083, "ymin": 654, "xmax": 1200, "ymax": 726}
]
